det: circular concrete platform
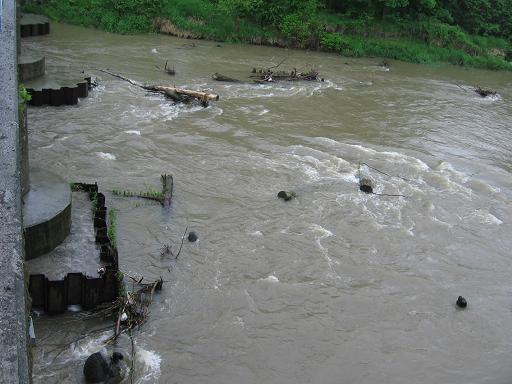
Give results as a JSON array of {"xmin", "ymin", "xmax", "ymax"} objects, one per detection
[
  {"xmin": 20, "ymin": 13, "xmax": 50, "ymax": 37},
  {"xmin": 18, "ymin": 49, "xmax": 45, "ymax": 82},
  {"xmin": 23, "ymin": 168, "xmax": 71, "ymax": 260}
]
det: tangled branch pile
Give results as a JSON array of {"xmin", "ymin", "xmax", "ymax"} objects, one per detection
[
  {"xmin": 250, "ymin": 67, "xmax": 321, "ymax": 83},
  {"xmin": 102, "ymin": 275, "xmax": 163, "ymax": 344}
]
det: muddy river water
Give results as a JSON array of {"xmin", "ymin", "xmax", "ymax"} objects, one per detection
[{"xmin": 25, "ymin": 23, "xmax": 512, "ymax": 383}]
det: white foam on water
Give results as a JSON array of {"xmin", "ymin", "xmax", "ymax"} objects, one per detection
[
  {"xmin": 431, "ymin": 216, "xmax": 454, "ymax": 228},
  {"xmin": 250, "ymin": 230, "xmax": 263, "ymax": 236},
  {"xmin": 232, "ymin": 316, "xmax": 245, "ymax": 328},
  {"xmin": 259, "ymin": 275, "xmax": 279, "ymax": 283},
  {"xmin": 95, "ymin": 152, "xmax": 116, "ymax": 160},
  {"xmin": 136, "ymin": 345, "xmax": 162, "ymax": 382},
  {"xmin": 70, "ymin": 333, "xmax": 111, "ymax": 360},
  {"xmin": 259, "ymin": 109, "xmax": 269, "ymax": 115},
  {"xmin": 125, "ymin": 130, "xmax": 141, "ymax": 135},
  {"xmin": 309, "ymin": 224, "xmax": 341, "ymax": 279},
  {"xmin": 151, "ymin": 48, "xmax": 159, "ymax": 54},
  {"xmin": 323, "ymin": 79, "xmax": 343, "ymax": 91},
  {"xmin": 465, "ymin": 209, "xmax": 503, "ymax": 225},
  {"xmin": 213, "ymin": 266, "xmax": 221, "ymax": 290}
]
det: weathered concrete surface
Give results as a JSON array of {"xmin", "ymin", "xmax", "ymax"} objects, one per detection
[
  {"xmin": 27, "ymin": 192, "xmax": 100, "ymax": 280},
  {"xmin": 19, "ymin": 104, "xmax": 29, "ymax": 196},
  {"xmin": 0, "ymin": 0, "xmax": 31, "ymax": 382},
  {"xmin": 18, "ymin": 53, "xmax": 45, "ymax": 82},
  {"xmin": 23, "ymin": 168, "xmax": 71, "ymax": 260},
  {"xmin": 20, "ymin": 13, "xmax": 49, "ymax": 37}
]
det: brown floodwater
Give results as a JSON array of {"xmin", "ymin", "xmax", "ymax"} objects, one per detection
[{"xmin": 25, "ymin": 23, "xmax": 512, "ymax": 384}]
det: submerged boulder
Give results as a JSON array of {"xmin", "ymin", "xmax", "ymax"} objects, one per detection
[
  {"xmin": 456, "ymin": 296, "xmax": 467, "ymax": 308},
  {"xmin": 83, "ymin": 351, "xmax": 110, "ymax": 383},
  {"xmin": 188, "ymin": 231, "xmax": 198, "ymax": 242},
  {"xmin": 277, "ymin": 191, "xmax": 296, "ymax": 201},
  {"xmin": 84, "ymin": 350, "xmax": 125, "ymax": 383},
  {"xmin": 359, "ymin": 178, "xmax": 374, "ymax": 194}
]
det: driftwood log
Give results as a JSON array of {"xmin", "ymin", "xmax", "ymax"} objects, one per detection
[
  {"xmin": 96, "ymin": 69, "xmax": 218, "ymax": 106},
  {"xmin": 212, "ymin": 73, "xmax": 242, "ymax": 82},
  {"xmin": 148, "ymin": 85, "xmax": 219, "ymax": 104}
]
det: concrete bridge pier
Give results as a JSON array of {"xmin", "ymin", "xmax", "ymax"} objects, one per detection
[{"xmin": 0, "ymin": 0, "xmax": 31, "ymax": 382}]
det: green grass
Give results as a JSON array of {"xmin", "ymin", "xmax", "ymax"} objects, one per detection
[
  {"xmin": 320, "ymin": 32, "xmax": 512, "ymax": 70},
  {"xmin": 22, "ymin": 0, "xmax": 512, "ymax": 70},
  {"xmin": 108, "ymin": 208, "xmax": 117, "ymax": 247}
]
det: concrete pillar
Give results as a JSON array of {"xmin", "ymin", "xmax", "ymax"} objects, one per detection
[
  {"xmin": 19, "ymin": 103, "xmax": 30, "ymax": 195},
  {"xmin": 0, "ymin": 0, "xmax": 31, "ymax": 382}
]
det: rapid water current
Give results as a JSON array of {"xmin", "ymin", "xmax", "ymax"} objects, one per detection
[{"xmin": 24, "ymin": 23, "xmax": 512, "ymax": 384}]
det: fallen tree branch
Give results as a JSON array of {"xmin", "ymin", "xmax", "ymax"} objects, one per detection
[
  {"xmin": 175, "ymin": 226, "xmax": 188, "ymax": 260},
  {"xmin": 96, "ymin": 68, "xmax": 218, "ymax": 106}
]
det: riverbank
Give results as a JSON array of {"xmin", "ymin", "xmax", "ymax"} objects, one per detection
[{"xmin": 22, "ymin": 0, "xmax": 512, "ymax": 71}]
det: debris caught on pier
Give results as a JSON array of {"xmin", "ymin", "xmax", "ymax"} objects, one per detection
[
  {"xmin": 96, "ymin": 69, "xmax": 218, "ymax": 106},
  {"xmin": 112, "ymin": 174, "xmax": 173, "ymax": 208}
]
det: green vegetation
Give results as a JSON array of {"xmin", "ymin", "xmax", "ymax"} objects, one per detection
[
  {"xmin": 18, "ymin": 84, "xmax": 32, "ymax": 103},
  {"xmin": 90, "ymin": 191, "xmax": 98, "ymax": 215},
  {"xmin": 112, "ymin": 188, "xmax": 164, "ymax": 199},
  {"xmin": 115, "ymin": 270, "xmax": 127, "ymax": 299},
  {"xmin": 21, "ymin": 0, "xmax": 512, "ymax": 70},
  {"xmin": 108, "ymin": 208, "xmax": 118, "ymax": 247}
]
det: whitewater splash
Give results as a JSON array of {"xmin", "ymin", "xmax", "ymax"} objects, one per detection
[
  {"xmin": 136, "ymin": 344, "xmax": 162, "ymax": 383},
  {"xmin": 95, "ymin": 152, "xmax": 116, "ymax": 160},
  {"xmin": 259, "ymin": 275, "xmax": 279, "ymax": 283}
]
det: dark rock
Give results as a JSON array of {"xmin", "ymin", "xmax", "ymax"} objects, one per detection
[
  {"xmin": 456, "ymin": 296, "xmax": 467, "ymax": 308},
  {"xmin": 112, "ymin": 352, "xmax": 123, "ymax": 363},
  {"xmin": 277, "ymin": 191, "xmax": 296, "ymax": 201},
  {"xmin": 359, "ymin": 178, "xmax": 374, "ymax": 194},
  {"xmin": 188, "ymin": 231, "xmax": 198, "ymax": 242},
  {"xmin": 83, "ymin": 351, "xmax": 110, "ymax": 383},
  {"xmin": 84, "ymin": 351, "xmax": 126, "ymax": 383}
]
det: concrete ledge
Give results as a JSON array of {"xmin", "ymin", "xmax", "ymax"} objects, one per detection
[
  {"xmin": 18, "ymin": 55, "xmax": 45, "ymax": 82},
  {"xmin": 27, "ymin": 77, "xmax": 93, "ymax": 107},
  {"xmin": 0, "ymin": 0, "xmax": 31, "ymax": 382},
  {"xmin": 23, "ymin": 168, "xmax": 72, "ymax": 260},
  {"xmin": 20, "ymin": 14, "xmax": 50, "ymax": 37}
]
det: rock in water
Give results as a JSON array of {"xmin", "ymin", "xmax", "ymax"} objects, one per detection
[
  {"xmin": 456, "ymin": 296, "xmax": 467, "ymax": 308},
  {"xmin": 188, "ymin": 231, "xmax": 198, "ymax": 242},
  {"xmin": 110, "ymin": 352, "xmax": 126, "ymax": 383},
  {"xmin": 84, "ymin": 351, "xmax": 110, "ymax": 383},
  {"xmin": 277, "ymin": 191, "xmax": 296, "ymax": 201},
  {"xmin": 359, "ymin": 178, "xmax": 374, "ymax": 194}
]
